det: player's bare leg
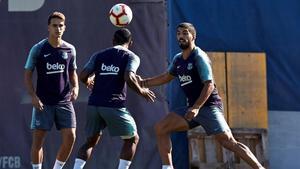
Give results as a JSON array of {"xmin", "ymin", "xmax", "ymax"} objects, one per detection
[
  {"xmin": 53, "ymin": 128, "xmax": 76, "ymax": 169},
  {"xmin": 73, "ymin": 134, "xmax": 101, "ymax": 169},
  {"xmin": 118, "ymin": 135, "xmax": 139, "ymax": 169},
  {"xmin": 215, "ymin": 131, "xmax": 265, "ymax": 169},
  {"xmin": 76, "ymin": 134, "xmax": 101, "ymax": 160},
  {"xmin": 31, "ymin": 129, "xmax": 47, "ymax": 165},
  {"xmin": 154, "ymin": 112, "xmax": 189, "ymax": 169},
  {"xmin": 120, "ymin": 135, "xmax": 139, "ymax": 160}
]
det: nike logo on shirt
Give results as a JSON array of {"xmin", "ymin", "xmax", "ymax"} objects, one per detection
[{"xmin": 44, "ymin": 53, "xmax": 51, "ymax": 57}]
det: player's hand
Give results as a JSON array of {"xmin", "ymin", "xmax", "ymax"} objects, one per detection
[
  {"xmin": 32, "ymin": 95, "xmax": 44, "ymax": 111},
  {"xmin": 86, "ymin": 75, "xmax": 95, "ymax": 91},
  {"xmin": 184, "ymin": 107, "xmax": 199, "ymax": 121},
  {"xmin": 141, "ymin": 88, "xmax": 156, "ymax": 102},
  {"xmin": 70, "ymin": 86, "xmax": 79, "ymax": 101}
]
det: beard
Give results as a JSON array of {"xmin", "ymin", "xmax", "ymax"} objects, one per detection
[{"xmin": 179, "ymin": 42, "xmax": 190, "ymax": 49}]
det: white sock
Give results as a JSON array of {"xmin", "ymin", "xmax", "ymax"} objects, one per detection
[
  {"xmin": 53, "ymin": 159, "xmax": 65, "ymax": 169},
  {"xmin": 162, "ymin": 165, "xmax": 173, "ymax": 169},
  {"xmin": 118, "ymin": 159, "xmax": 131, "ymax": 169},
  {"xmin": 32, "ymin": 163, "xmax": 42, "ymax": 169},
  {"xmin": 73, "ymin": 158, "xmax": 86, "ymax": 169}
]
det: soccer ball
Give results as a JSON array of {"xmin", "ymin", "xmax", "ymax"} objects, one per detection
[{"xmin": 109, "ymin": 3, "xmax": 133, "ymax": 27}]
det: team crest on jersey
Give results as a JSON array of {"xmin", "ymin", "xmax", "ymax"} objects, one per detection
[
  {"xmin": 62, "ymin": 52, "xmax": 68, "ymax": 59},
  {"xmin": 187, "ymin": 63, "xmax": 193, "ymax": 70}
]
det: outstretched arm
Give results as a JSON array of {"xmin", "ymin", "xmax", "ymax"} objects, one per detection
[
  {"xmin": 140, "ymin": 72, "xmax": 174, "ymax": 88},
  {"xmin": 125, "ymin": 71, "xmax": 156, "ymax": 102}
]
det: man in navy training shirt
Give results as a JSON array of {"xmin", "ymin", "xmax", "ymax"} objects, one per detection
[
  {"xmin": 72, "ymin": 28, "xmax": 156, "ymax": 169},
  {"xmin": 139, "ymin": 22, "xmax": 265, "ymax": 169},
  {"xmin": 24, "ymin": 12, "xmax": 79, "ymax": 169}
]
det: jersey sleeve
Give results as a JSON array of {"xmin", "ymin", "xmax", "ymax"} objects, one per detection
[
  {"xmin": 69, "ymin": 45, "xmax": 77, "ymax": 70},
  {"xmin": 125, "ymin": 52, "xmax": 140, "ymax": 73},
  {"xmin": 167, "ymin": 55, "xmax": 179, "ymax": 76},
  {"xmin": 195, "ymin": 52, "xmax": 213, "ymax": 82},
  {"xmin": 83, "ymin": 53, "xmax": 97, "ymax": 72},
  {"xmin": 24, "ymin": 44, "xmax": 40, "ymax": 71}
]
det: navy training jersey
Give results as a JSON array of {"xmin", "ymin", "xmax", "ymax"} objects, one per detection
[
  {"xmin": 24, "ymin": 39, "xmax": 77, "ymax": 105},
  {"xmin": 168, "ymin": 47, "xmax": 222, "ymax": 107},
  {"xmin": 84, "ymin": 45, "xmax": 140, "ymax": 108}
]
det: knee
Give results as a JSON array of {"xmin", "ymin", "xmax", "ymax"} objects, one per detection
[
  {"xmin": 129, "ymin": 134, "xmax": 140, "ymax": 144},
  {"xmin": 122, "ymin": 134, "xmax": 139, "ymax": 148},
  {"xmin": 133, "ymin": 134, "xmax": 139, "ymax": 144},
  {"xmin": 125, "ymin": 134, "xmax": 139, "ymax": 144},
  {"xmin": 32, "ymin": 138, "xmax": 45, "ymax": 150},
  {"xmin": 216, "ymin": 134, "xmax": 237, "ymax": 149},
  {"xmin": 32, "ymin": 131, "xmax": 46, "ymax": 149}
]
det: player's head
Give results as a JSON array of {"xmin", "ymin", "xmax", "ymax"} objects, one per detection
[
  {"xmin": 47, "ymin": 12, "xmax": 66, "ymax": 39},
  {"xmin": 113, "ymin": 28, "xmax": 133, "ymax": 47},
  {"xmin": 48, "ymin": 11, "xmax": 65, "ymax": 25},
  {"xmin": 176, "ymin": 22, "xmax": 196, "ymax": 49}
]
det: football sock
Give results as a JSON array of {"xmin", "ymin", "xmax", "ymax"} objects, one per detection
[
  {"xmin": 53, "ymin": 159, "xmax": 65, "ymax": 169},
  {"xmin": 32, "ymin": 163, "xmax": 42, "ymax": 169},
  {"xmin": 162, "ymin": 165, "xmax": 173, "ymax": 169},
  {"xmin": 117, "ymin": 159, "xmax": 131, "ymax": 169},
  {"xmin": 73, "ymin": 158, "xmax": 86, "ymax": 169}
]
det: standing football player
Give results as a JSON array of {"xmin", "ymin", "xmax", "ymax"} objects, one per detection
[{"xmin": 24, "ymin": 12, "xmax": 78, "ymax": 169}]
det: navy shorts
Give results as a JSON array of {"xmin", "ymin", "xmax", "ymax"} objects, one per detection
[
  {"xmin": 31, "ymin": 102, "xmax": 76, "ymax": 130},
  {"xmin": 173, "ymin": 105, "xmax": 230, "ymax": 135}
]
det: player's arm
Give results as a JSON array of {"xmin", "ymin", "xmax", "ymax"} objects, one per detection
[
  {"xmin": 125, "ymin": 53, "xmax": 155, "ymax": 102},
  {"xmin": 24, "ymin": 70, "xmax": 35, "ymax": 97},
  {"xmin": 69, "ymin": 70, "xmax": 79, "ymax": 101},
  {"xmin": 79, "ymin": 54, "xmax": 96, "ymax": 90},
  {"xmin": 192, "ymin": 80, "xmax": 214, "ymax": 109},
  {"xmin": 140, "ymin": 72, "xmax": 174, "ymax": 88},
  {"xmin": 125, "ymin": 71, "xmax": 156, "ymax": 102},
  {"xmin": 24, "ymin": 45, "xmax": 44, "ymax": 110},
  {"xmin": 69, "ymin": 47, "xmax": 79, "ymax": 100},
  {"xmin": 184, "ymin": 80, "xmax": 215, "ymax": 120},
  {"xmin": 79, "ymin": 68, "xmax": 94, "ymax": 88},
  {"xmin": 24, "ymin": 70, "xmax": 44, "ymax": 111},
  {"xmin": 141, "ymin": 55, "xmax": 177, "ymax": 87},
  {"xmin": 185, "ymin": 80, "xmax": 214, "ymax": 121}
]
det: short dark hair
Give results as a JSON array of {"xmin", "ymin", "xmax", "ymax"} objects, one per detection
[
  {"xmin": 48, "ymin": 11, "xmax": 65, "ymax": 25},
  {"xmin": 113, "ymin": 28, "xmax": 132, "ymax": 45},
  {"xmin": 177, "ymin": 22, "xmax": 196, "ymax": 38}
]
